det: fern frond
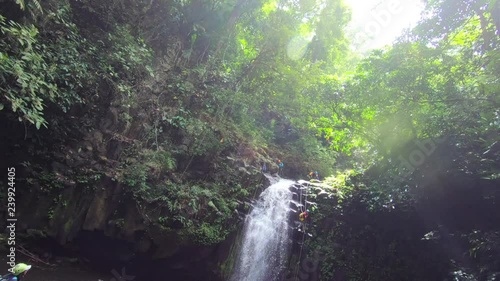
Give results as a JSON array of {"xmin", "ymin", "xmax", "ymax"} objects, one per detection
[
  {"xmin": 32, "ymin": 0, "xmax": 43, "ymax": 13},
  {"xmin": 15, "ymin": 0, "xmax": 25, "ymax": 10}
]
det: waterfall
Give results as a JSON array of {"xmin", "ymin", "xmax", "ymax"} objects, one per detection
[{"xmin": 230, "ymin": 178, "xmax": 294, "ymax": 281}]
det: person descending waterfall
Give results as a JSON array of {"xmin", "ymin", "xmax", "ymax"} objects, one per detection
[
  {"xmin": 298, "ymin": 209, "xmax": 310, "ymax": 232},
  {"xmin": 308, "ymin": 171, "xmax": 320, "ymax": 180},
  {"xmin": 278, "ymin": 159, "xmax": 284, "ymax": 175},
  {"xmin": 1, "ymin": 263, "xmax": 31, "ymax": 281},
  {"xmin": 262, "ymin": 162, "xmax": 267, "ymax": 173},
  {"xmin": 299, "ymin": 210, "xmax": 309, "ymax": 222},
  {"xmin": 298, "ymin": 182, "xmax": 310, "ymax": 233}
]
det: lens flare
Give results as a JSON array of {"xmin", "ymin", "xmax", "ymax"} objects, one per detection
[{"xmin": 286, "ymin": 35, "xmax": 310, "ymax": 60}]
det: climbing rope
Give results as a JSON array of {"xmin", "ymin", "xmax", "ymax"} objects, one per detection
[
  {"xmin": 294, "ymin": 182, "xmax": 309, "ymax": 280},
  {"xmin": 299, "ymin": 184, "xmax": 303, "ymax": 212},
  {"xmin": 295, "ymin": 228, "xmax": 306, "ymax": 279},
  {"xmin": 304, "ymin": 182, "xmax": 308, "ymax": 211}
]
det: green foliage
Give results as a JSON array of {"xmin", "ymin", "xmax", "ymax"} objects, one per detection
[
  {"xmin": 184, "ymin": 118, "xmax": 225, "ymax": 156},
  {"xmin": 104, "ymin": 24, "xmax": 153, "ymax": 83},
  {"xmin": 121, "ymin": 146, "xmax": 248, "ymax": 245},
  {"xmin": 123, "ymin": 163, "xmax": 150, "ymax": 196},
  {"xmin": 1, "ymin": 1, "xmax": 154, "ymax": 128},
  {"xmin": 0, "ymin": 5, "xmax": 93, "ymax": 127},
  {"xmin": 144, "ymin": 149, "xmax": 177, "ymax": 172},
  {"xmin": 11, "ymin": 0, "xmax": 42, "ymax": 13},
  {"xmin": 0, "ymin": 16, "xmax": 54, "ymax": 128},
  {"xmin": 288, "ymin": 134, "xmax": 339, "ymax": 176},
  {"xmin": 192, "ymin": 222, "xmax": 230, "ymax": 245},
  {"xmin": 160, "ymin": 182, "xmax": 242, "ymax": 245},
  {"xmin": 164, "ymin": 107, "xmax": 190, "ymax": 128},
  {"xmin": 302, "ymin": 169, "xmax": 447, "ymax": 281},
  {"xmin": 121, "ymin": 149, "xmax": 176, "ymax": 198},
  {"xmin": 41, "ymin": 6, "xmax": 95, "ymax": 109},
  {"xmin": 37, "ymin": 171, "xmax": 64, "ymax": 193}
]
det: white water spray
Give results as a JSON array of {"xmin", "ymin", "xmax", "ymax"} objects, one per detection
[{"xmin": 231, "ymin": 179, "xmax": 294, "ymax": 281}]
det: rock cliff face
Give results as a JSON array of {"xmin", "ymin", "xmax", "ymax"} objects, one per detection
[{"xmin": 0, "ymin": 97, "xmax": 276, "ymax": 280}]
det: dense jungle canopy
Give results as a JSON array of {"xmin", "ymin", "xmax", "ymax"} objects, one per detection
[{"xmin": 0, "ymin": 0, "xmax": 499, "ymax": 280}]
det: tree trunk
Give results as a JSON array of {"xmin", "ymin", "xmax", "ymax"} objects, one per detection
[{"xmin": 491, "ymin": 0, "xmax": 500, "ymax": 35}]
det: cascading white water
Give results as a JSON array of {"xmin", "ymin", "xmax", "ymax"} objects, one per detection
[{"xmin": 230, "ymin": 179, "xmax": 294, "ymax": 281}]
